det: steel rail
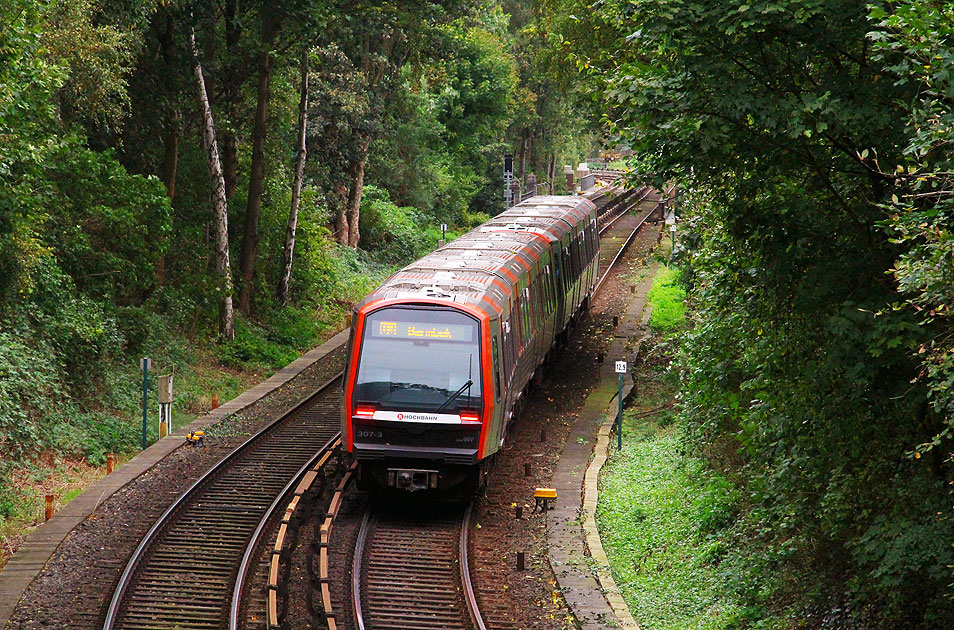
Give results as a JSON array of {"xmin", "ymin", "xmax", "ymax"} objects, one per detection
[
  {"xmin": 595, "ymin": 184, "xmax": 675, "ymax": 293},
  {"xmin": 228, "ymin": 434, "xmax": 342, "ymax": 629},
  {"xmin": 460, "ymin": 502, "xmax": 487, "ymax": 630},
  {"xmin": 103, "ymin": 372, "xmax": 344, "ymax": 630},
  {"xmin": 598, "ymin": 186, "xmax": 653, "ymax": 237},
  {"xmin": 351, "ymin": 509, "xmax": 372, "ymax": 630},
  {"xmin": 352, "ymin": 503, "xmax": 480, "ymax": 630}
]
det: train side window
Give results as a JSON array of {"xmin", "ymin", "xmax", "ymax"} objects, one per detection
[
  {"xmin": 491, "ymin": 335, "xmax": 502, "ymax": 399},
  {"xmin": 582, "ymin": 225, "xmax": 591, "ymax": 264},
  {"xmin": 544, "ymin": 265, "xmax": 554, "ymax": 314},
  {"xmin": 504, "ymin": 305, "xmax": 517, "ymax": 371}
]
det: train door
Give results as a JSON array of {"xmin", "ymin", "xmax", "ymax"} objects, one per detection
[
  {"xmin": 589, "ymin": 218, "xmax": 599, "ymax": 289},
  {"xmin": 553, "ymin": 242, "xmax": 567, "ymax": 330},
  {"xmin": 490, "ymin": 329, "xmax": 504, "ymax": 448},
  {"xmin": 502, "ymin": 302, "xmax": 515, "ymax": 386}
]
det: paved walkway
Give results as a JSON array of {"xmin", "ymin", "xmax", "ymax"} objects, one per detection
[
  {"xmin": 0, "ymin": 329, "xmax": 349, "ymax": 628},
  {"xmin": 547, "ymin": 261, "xmax": 658, "ymax": 629}
]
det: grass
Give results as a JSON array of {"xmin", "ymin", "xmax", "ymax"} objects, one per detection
[
  {"xmin": 647, "ymin": 265, "xmax": 686, "ymax": 331},
  {"xmin": 597, "ymin": 405, "xmax": 742, "ymax": 629},
  {"xmin": 0, "ymin": 455, "xmax": 130, "ymax": 568}
]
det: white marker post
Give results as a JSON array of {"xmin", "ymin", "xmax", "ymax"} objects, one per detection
[
  {"xmin": 158, "ymin": 374, "xmax": 174, "ymax": 438},
  {"xmin": 615, "ymin": 360, "xmax": 627, "ymax": 450}
]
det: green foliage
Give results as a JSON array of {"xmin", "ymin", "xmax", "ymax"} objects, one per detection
[
  {"xmin": 215, "ymin": 320, "xmax": 300, "ymax": 371},
  {"xmin": 871, "ymin": 1, "xmax": 954, "ymax": 435},
  {"xmin": 599, "ymin": 417, "xmax": 742, "ymax": 629},
  {"xmin": 647, "ymin": 266, "xmax": 686, "ymax": 331},
  {"xmin": 359, "ymin": 185, "xmax": 433, "ymax": 263},
  {"xmin": 560, "ymin": 0, "xmax": 954, "ymax": 626}
]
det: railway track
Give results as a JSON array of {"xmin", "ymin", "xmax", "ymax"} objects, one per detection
[
  {"xmin": 596, "ymin": 185, "xmax": 672, "ymax": 292},
  {"xmin": 352, "ymin": 503, "xmax": 485, "ymax": 630},
  {"xmin": 103, "ymin": 374, "xmax": 344, "ymax": 630}
]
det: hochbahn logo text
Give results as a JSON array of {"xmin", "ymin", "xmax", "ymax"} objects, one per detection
[{"xmin": 397, "ymin": 412, "xmax": 439, "ymax": 421}]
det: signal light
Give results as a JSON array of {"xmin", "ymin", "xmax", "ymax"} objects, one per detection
[
  {"xmin": 459, "ymin": 411, "xmax": 481, "ymax": 424},
  {"xmin": 355, "ymin": 406, "xmax": 376, "ymax": 418}
]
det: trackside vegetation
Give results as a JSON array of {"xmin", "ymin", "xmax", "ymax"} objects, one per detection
[
  {"xmin": 598, "ymin": 403, "xmax": 742, "ymax": 630},
  {"xmin": 646, "ymin": 266, "xmax": 686, "ymax": 331},
  {"xmin": 561, "ymin": 0, "xmax": 954, "ymax": 626}
]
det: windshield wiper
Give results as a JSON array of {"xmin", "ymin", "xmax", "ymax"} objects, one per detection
[
  {"xmin": 434, "ymin": 379, "xmax": 474, "ymax": 413},
  {"xmin": 435, "ymin": 354, "xmax": 474, "ymax": 414}
]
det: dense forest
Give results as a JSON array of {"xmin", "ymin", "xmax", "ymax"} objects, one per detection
[
  {"xmin": 2, "ymin": 0, "xmax": 953, "ymax": 628},
  {"xmin": 0, "ymin": 0, "xmax": 594, "ymax": 491}
]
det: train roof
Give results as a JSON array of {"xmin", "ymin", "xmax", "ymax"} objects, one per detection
[{"xmin": 355, "ymin": 195, "xmax": 597, "ymax": 318}]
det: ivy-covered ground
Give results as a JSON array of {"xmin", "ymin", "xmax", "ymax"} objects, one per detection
[
  {"xmin": 598, "ymin": 263, "xmax": 747, "ymax": 629},
  {"xmin": 598, "ymin": 404, "xmax": 742, "ymax": 630}
]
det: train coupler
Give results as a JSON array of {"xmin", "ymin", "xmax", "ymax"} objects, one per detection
[{"xmin": 386, "ymin": 468, "xmax": 439, "ymax": 492}]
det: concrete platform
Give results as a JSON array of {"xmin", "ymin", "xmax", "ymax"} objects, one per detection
[
  {"xmin": 0, "ymin": 328, "xmax": 350, "ymax": 628},
  {"xmin": 547, "ymin": 262, "xmax": 657, "ymax": 629}
]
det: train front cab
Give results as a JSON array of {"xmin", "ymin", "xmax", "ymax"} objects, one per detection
[{"xmin": 342, "ymin": 300, "xmax": 500, "ymax": 492}]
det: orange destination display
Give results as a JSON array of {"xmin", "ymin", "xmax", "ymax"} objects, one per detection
[{"xmin": 370, "ymin": 320, "xmax": 475, "ymax": 341}]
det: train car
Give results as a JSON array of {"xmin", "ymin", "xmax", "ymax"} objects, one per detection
[{"xmin": 341, "ymin": 195, "xmax": 600, "ymax": 492}]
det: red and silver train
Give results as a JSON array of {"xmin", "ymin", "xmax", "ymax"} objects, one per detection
[{"xmin": 341, "ymin": 195, "xmax": 600, "ymax": 492}]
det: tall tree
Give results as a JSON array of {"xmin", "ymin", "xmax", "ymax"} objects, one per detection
[
  {"xmin": 190, "ymin": 28, "xmax": 234, "ymax": 340},
  {"xmin": 277, "ymin": 48, "xmax": 309, "ymax": 305}
]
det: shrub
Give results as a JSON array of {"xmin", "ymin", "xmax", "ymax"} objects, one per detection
[
  {"xmin": 359, "ymin": 185, "xmax": 431, "ymax": 263},
  {"xmin": 647, "ymin": 266, "xmax": 686, "ymax": 330}
]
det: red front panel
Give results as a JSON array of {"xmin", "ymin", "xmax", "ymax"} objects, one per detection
[{"xmin": 343, "ymin": 298, "xmax": 495, "ymax": 461}]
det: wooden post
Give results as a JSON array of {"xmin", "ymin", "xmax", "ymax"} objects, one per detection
[{"xmin": 45, "ymin": 495, "xmax": 54, "ymax": 521}]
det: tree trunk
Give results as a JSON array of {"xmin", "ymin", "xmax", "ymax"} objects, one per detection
[
  {"xmin": 345, "ymin": 136, "xmax": 372, "ymax": 248},
  {"xmin": 222, "ymin": 132, "xmax": 238, "ymax": 200},
  {"xmin": 220, "ymin": 0, "xmax": 241, "ymax": 201},
  {"xmin": 238, "ymin": 13, "xmax": 277, "ymax": 313},
  {"xmin": 157, "ymin": 110, "xmax": 180, "ymax": 286},
  {"xmin": 277, "ymin": 50, "xmax": 309, "ymax": 306},
  {"xmin": 334, "ymin": 183, "xmax": 350, "ymax": 245},
  {"xmin": 518, "ymin": 128, "xmax": 529, "ymax": 180},
  {"xmin": 191, "ymin": 28, "xmax": 234, "ymax": 341},
  {"xmin": 547, "ymin": 151, "xmax": 556, "ymax": 188},
  {"xmin": 161, "ymin": 112, "xmax": 180, "ymax": 200}
]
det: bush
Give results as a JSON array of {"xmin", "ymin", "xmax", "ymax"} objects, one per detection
[
  {"xmin": 359, "ymin": 185, "xmax": 431, "ymax": 263},
  {"xmin": 73, "ymin": 411, "xmax": 139, "ymax": 466},
  {"xmin": 647, "ymin": 266, "xmax": 686, "ymax": 330},
  {"xmin": 215, "ymin": 320, "xmax": 299, "ymax": 370}
]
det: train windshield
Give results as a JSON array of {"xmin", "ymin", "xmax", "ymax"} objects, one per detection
[{"xmin": 353, "ymin": 307, "xmax": 482, "ymax": 414}]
